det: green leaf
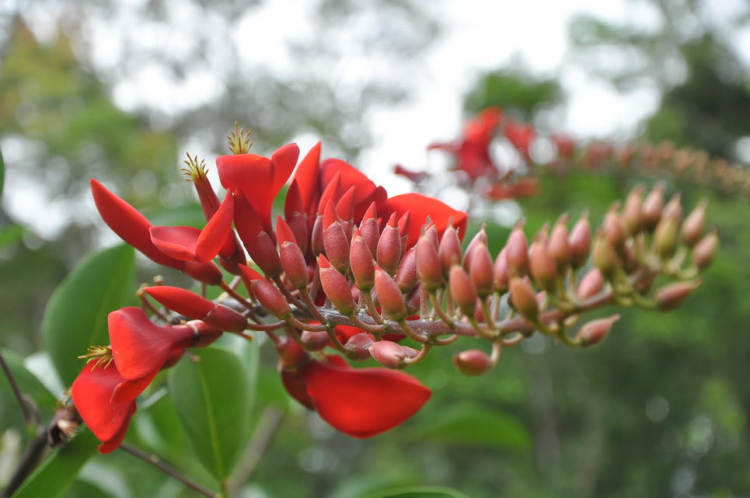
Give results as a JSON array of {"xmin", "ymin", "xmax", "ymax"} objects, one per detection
[
  {"xmin": 0, "ymin": 224, "xmax": 25, "ymax": 249},
  {"xmin": 168, "ymin": 348, "xmax": 251, "ymax": 482},
  {"xmin": 410, "ymin": 404, "xmax": 530, "ymax": 450},
  {"xmin": 360, "ymin": 486, "xmax": 472, "ymax": 498},
  {"xmin": 10, "ymin": 429, "xmax": 99, "ymax": 498},
  {"xmin": 41, "ymin": 244, "xmax": 136, "ymax": 386},
  {"xmin": 0, "ymin": 349, "xmax": 58, "ymax": 417}
]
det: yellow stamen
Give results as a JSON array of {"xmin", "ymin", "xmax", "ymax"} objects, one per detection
[
  {"xmin": 181, "ymin": 152, "xmax": 209, "ymax": 183},
  {"xmin": 227, "ymin": 122, "xmax": 253, "ymax": 154},
  {"xmin": 78, "ymin": 345, "xmax": 114, "ymax": 371}
]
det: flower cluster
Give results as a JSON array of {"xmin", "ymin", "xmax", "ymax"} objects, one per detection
[{"xmin": 70, "ymin": 124, "xmax": 715, "ymax": 454}]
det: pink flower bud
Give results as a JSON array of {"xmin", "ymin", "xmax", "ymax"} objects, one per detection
[
  {"xmin": 311, "ymin": 214, "xmax": 325, "ymax": 256},
  {"xmin": 350, "ymin": 230, "xmax": 376, "ymax": 291},
  {"xmin": 569, "ymin": 214, "xmax": 591, "ymax": 269},
  {"xmin": 682, "ymin": 200, "xmax": 707, "ymax": 247},
  {"xmin": 603, "ymin": 204, "xmax": 626, "ymax": 253},
  {"xmin": 655, "ymin": 281, "xmax": 700, "ymax": 311},
  {"xmin": 463, "ymin": 227, "xmax": 488, "ymax": 272},
  {"xmin": 202, "ymin": 305, "xmax": 249, "ymax": 334},
  {"xmin": 395, "ymin": 247, "xmax": 418, "ymax": 294},
  {"xmin": 416, "ymin": 233, "xmax": 444, "ymax": 292},
  {"xmin": 692, "ymin": 229, "xmax": 718, "ymax": 270},
  {"xmin": 622, "ymin": 185, "xmax": 645, "ymax": 234},
  {"xmin": 548, "ymin": 217, "xmax": 571, "ymax": 271},
  {"xmin": 369, "ymin": 341, "xmax": 411, "ymax": 369},
  {"xmin": 449, "ymin": 265, "xmax": 478, "ymax": 317},
  {"xmin": 377, "ymin": 213, "xmax": 402, "ymax": 276},
  {"xmin": 642, "ymin": 183, "xmax": 665, "ymax": 231},
  {"xmin": 529, "ymin": 239, "xmax": 558, "ymax": 292},
  {"xmin": 509, "ymin": 277, "xmax": 538, "ymax": 321},
  {"xmin": 662, "ymin": 194, "xmax": 683, "ymax": 223},
  {"xmin": 238, "ymin": 265, "xmax": 292, "ymax": 319},
  {"xmin": 438, "ymin": 224, "xmax": 462, "ymax": 276},
  {"xmin": 323, "ymin": 201, "xmax": 351, "ymax": 274},
  {"xmin": 470, "ymin": 243, "xmax": 495, "ymax": 297},
  {"xmin": 375, "ymin": 268, "xmax": 408, "ymax": 321},
  {"xmin": 506, "ymin": 222, "xmax": 529, "ymax": 277},
  {"xmin": 344, "ymin": 332, "xmax": 374, "ymax": 361},
  {"xmin": 576, "ymin": 315, "xmax": 620, "ymax": 347},
  {"xmin": 453, "ymin": 349, "xmax": 493, "ymax": 376},
  {"xmin": 300, "ymin": 330, "xmax": 330, "ymax": 351},
  {"xmin": 319, "ymin": 255, "xmax": 356, "ymax": 316},
  {"xmin": 577, "ymin": 268, "xmax": 604, "ymax": 300},
  {"xmin": 277, "ymin": 216, "xmax": 309, "ymax": 289},
  {"xmin": 360, "ymin": 202, "xmax": 380, "ymax": 258},
  {"xmin": 493, "ymin": 248, "xmax": 509, "ymax": 294}
]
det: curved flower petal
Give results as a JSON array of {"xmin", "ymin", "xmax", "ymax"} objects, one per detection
[
  {"xmin": 270, "ymin": 143, "xmax": 300, "ymax": 194},
  {"xmin": 303, "ymin": 360, "xmax": 431, "ymax": 438},
  {"xmin": 110, "ymin": 369, "xmax": 159, "ymax": 404},
  {"xmin": 90, "ymin": 179, "xmax": 185, "ymax": 270},
  {"xmin": 288, "ymin": 142, "xmax": 321, "ymax": 216},
  {"xmin": 382, "ymin": 193, "xmax": 468, "ymax": 249},
  {"xmin": 319, "ymin": 158, "xmax": 386, "ymax": 220},
  {"xmin": 109, "ymin": 307, "xmax": 194, "ymax": 381},
  {"xmin": 150, "ymin": 226, "xmax": 202, "ymax": 262},
  {"xmin": 71, "ymin": 362, "xmax": 136, "ymax": 450}
]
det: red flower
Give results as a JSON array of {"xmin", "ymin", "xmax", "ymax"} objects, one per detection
[
  {"xmin": 71, "ymin": 361, "xmax": 137, "ymax": 454},
  {"xmin": 381, "ymin": 193, "xmax": 468, "ymax": 248}
]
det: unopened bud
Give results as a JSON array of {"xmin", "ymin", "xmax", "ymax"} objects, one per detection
[
  {"xmin": 184, "ymin": 261, "xmax": 224, "ymax": 286},
  {"xmin": 377, "ymin": 213, "xmax": 402, "ymax": 276},
  {"xmin": 692, "ymin": 229, "xmax": 718, "ymax": 269},
  {"xmin": 469, "ymin": 243, "xmax": 495, "ymax": 297},
  {"xmin": 493, "ymin": 248, "xmax": 509, "ymax": 294},
  {"xmin": 311, "ymin": 214, "xmax": 325, "ymax": 256},
  {"xmin": 453, "ymin": 349, "xmax": 493, "ymax": 376},
  {"xmin": 300, "ymin": 330, "xmax": 329, "ymax": 351},
  {"xmin": 450, "ymin": 265, "xmax": 478, "ymax": 317},
  {"xmin": 593, "ymin": 232, "xmax": 620, "ymax": 279},
  {"xmin": 529, "ymin": 239, "xmax": 558, "ymax": 292},
  {"xmin": 439, "ymin": 224, "xmax": 462, "ymax": 275},
  {"xmin": 509, "ymin": 277, "xmax": 539, "ymax": 321},
  {"xmin": 653, "ymin": 216, "xmax": 679, "ymax": 260},
  {"xmin": 369, "ymin": 341, "xmax": 413, "ymax": 369},
  {"xmin": 374, "ymin": 268, "xmax": 408, "ymax": 321},
  {"xmin": 662, "ymin": 194, "xmax": 683, "ymax": 223},
  {"xmin": 416, "ymin": 233, "xmax": 444, "ymax": 291},
  {"xmin": 506, "ymin": 222, "xmax": 529, "ymax": 276},
  {"xmin": 655, "ymin": 281, "xmax": 700, "ymax": 311},
  {"xmin": 395, "ymin": 247, "xmax": 418, "ymax": 293},
  {"xmin": 360, "ymin": 202, "xmax": 380, "ymax": 258},
  {"xmin": 622, "ymin": 185, "xmax": 645, "ymax": 234},
  {"xmin": 577, "ymin": 268, "xmax": 604, "ymax": 300},
  {"xmin": 251, "ymin": 279, "xmax": 291, "ymax": 320},
  {"xmin": 188, "ymin": 320, "xmax": 224, "ymax": 348},
  {"xmin": 681, "ymin": 200, "xmax": 707, "ymax": 247},
  {"xmin": 350, "ymin": 231, "xmax": 376, "ymax": 291},
  {"xmin": 577, "ymin": 315, "xmax": 620, "ymax": 347},
  {"xmin": 275, "ymin": 336, "xmax": 310, "ymax": 369},
  {"xmin": 463, "ymin": 227, "xmax": 488, "ymax": 272},
  {"xmin": 603, "ymin": 204, "xmax": 626, "ymax": 253},
  {"xmin": 203, "ymin": 305, "xmax": 249, "ymax": 333},
  {"xmin": 318, "ymin": 255, "xmax": 356, "ymax": 315},
  {"xmin": 548, "ymin": 216, "xmax": 571, "ymax": 271},
  {"xmin": 277, "ymin": 217, "xmax": 309, "ymax": 289},
  {"xmin": 569, "ymin": 214, "xmax": 591, "ymax": 269},
  {"xmin": 323, "ymin": 201, "xmax": 350, "ymax": 274},
  {"xmin": 642, "ymin": 183, "xmax": 665, "ymax": 231},
  {"xmin": 344, "ymin": 332, "xmax": 374, "ymax": 361},
  {"xmin": 247, "ymin": 231, "xmax": 283, "ymax": 278}
]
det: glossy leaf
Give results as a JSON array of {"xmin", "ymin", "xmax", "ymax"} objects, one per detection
[
  {"xmin": 410, "ymin": 404, "xmax": 530, "ymax": 450},
  {"xmin": 168, "ymin": 348, "xmax": 251, "ymax": 482},
  {"xmin": 10, "ymin": 429, "xmax": 99, "ymax": 498},
  {"xmin": 360, "ymin": 486, "xmax": 472, "ymax": 498},
  {"xmin": 41, "ymin": 244, "xmax": 136, "ymax": 386},
  {"xmin": 0, "ymin": 348, "xmax": 57, "ymax": 419}
]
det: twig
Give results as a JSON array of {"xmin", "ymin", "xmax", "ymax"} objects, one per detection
[
  {"xmin": 1, "ymin": 431, "xmax": 48, "ymax": 497},
  {"xmin": 119, "ymin": 444, "xmax": 216, "ymax": 498},
  {"xmin": 0, "ymin": 349, "xmax": 33, "ymax": 426}
]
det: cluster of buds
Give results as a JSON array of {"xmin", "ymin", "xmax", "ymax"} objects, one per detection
[
  {"xmin": 68, "ymin": 123, "xmax": 715, "ymax": 454},
  {"xmin": 397, "ymin": 106, "xmax": 750, "ymax": 202}
]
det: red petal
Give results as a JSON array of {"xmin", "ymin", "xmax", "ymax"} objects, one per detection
[
  {"xmin": 90, "ymin": 179, "xmax": 185, "ymax": 270},
  {"xmin": 110, "ymin": 369, "xmax": 159, "ymax": 404},
  {"xmin": 289, "ymin": 142, "xmax": 321, "ymax": 215},
  {"xmin": 195, "ymin": 193, "xmax": 234, "ymax": 262},
  {"xmin": 233, "ymin": 191, "xmax": 264, "ymax": 244},
  {"xmin": 303, "ymin": 360, "xmax": 431, "ymax": 438},
  {"xmin": 317, "ymin": 172, "xmax": 341, "ymax": 215},
  {"xmin": 97, "ymin": 406, "xmax": 136, "ymax": 454},
  {"xmin": 270, "ymin": 143, "xmax": 300, "ymax": 194},
  {"xmin": 149, "ymin": 226, "xmax": 201, "ymax": 262},
  {"xmin": 71, "ymin": 362, "xmax": 136, "ymax": 443},
  {"xmin": 109, "ymin": 307, "xmax": 194, "ymax": 381},
  {"xmin": 216, "ymin": 154, "xmax": 275, "ymax": 231},
  {"xmin": 275, "ymin": 216, "xmax": 297, "ymax": 245},
  {"xmin": 143, "ymin": 286, "xmax": 214, "ymax": 318},
  {"xmin": 382, "ymin": 194, "xmax": 468, "ymax": 248}
]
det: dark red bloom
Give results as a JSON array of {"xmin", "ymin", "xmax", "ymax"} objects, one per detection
[
  {"xmin": 381, "ymin": 193, "xmax": 468, "ymax": 248},
  {"xmin": 71, "ymin": 362, "xmax": 137, "ymax": 454}
]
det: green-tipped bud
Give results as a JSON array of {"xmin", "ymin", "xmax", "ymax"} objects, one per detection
[
  {"xmin": 350, "ymin": 230, "xmax": 376, "ymax": 291},
  {"xmin": 416, "ymin": 232, "xmax": 444, "ymax": 292},
  {"xmin": 692, "ymin": 229, "xmax": 718, "ymax": 270},
  {"xmin": 529, "ymin": 239, "xmax": 558, "ymax": 292},
  {"xmin": 453, "ymin": 349, "xmax": 493, "ymax": 376},
  {"xmin": 450, "ymin": 265, "xmax": 478, "ymax": 317},
  {"xmin": 593, "ymin": 232, "xmax": 620, "ymax": 279},
  {"xmin": 569, "ymin": 214, "xmax": 591, "ymax": 269},
  {"xmin": 374, "ymin": 267, "xmax": 408, "ymax": 321},
  {"xmin": 470, "ymin": 243, "xmax": 495, "ymax": 297},
  {"xmin": 509, "ymin": 277, "xmax": 539, "ymax": 321},
  {"xmin": 318, "ymin": 255, "xmax": 356, "ymax": 316},
  {"xmin": 653, "ymin": 216, "xmax": 679, "ymax": 260},
  {"xmin": 439, "ymin": 224, "xmax": 462, "ymax": 275},
  {"xmin": 377, "ymin": 213, "xmax": 402, "ymax": 276},
  {"xmin": 682, "ymin": 200, "xmax": 707, "ymax": 247},
  {"xmin": 506, "ymin": 222, "xmax": 529, "ymax": 277},
  {"xmin": 577, "ymin": 315, "xmax": 620, "ymax": 347},
  {"xmin": 655, "ymin": 281, "xmax": 701, "ymax": 311},
  {"xmin": 642, "ymin": 183, "xmax": 665, "ymax": 231},
  {"xmin": 577, "ymin": 268, "xmax": 604, "ymax": 300}
]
